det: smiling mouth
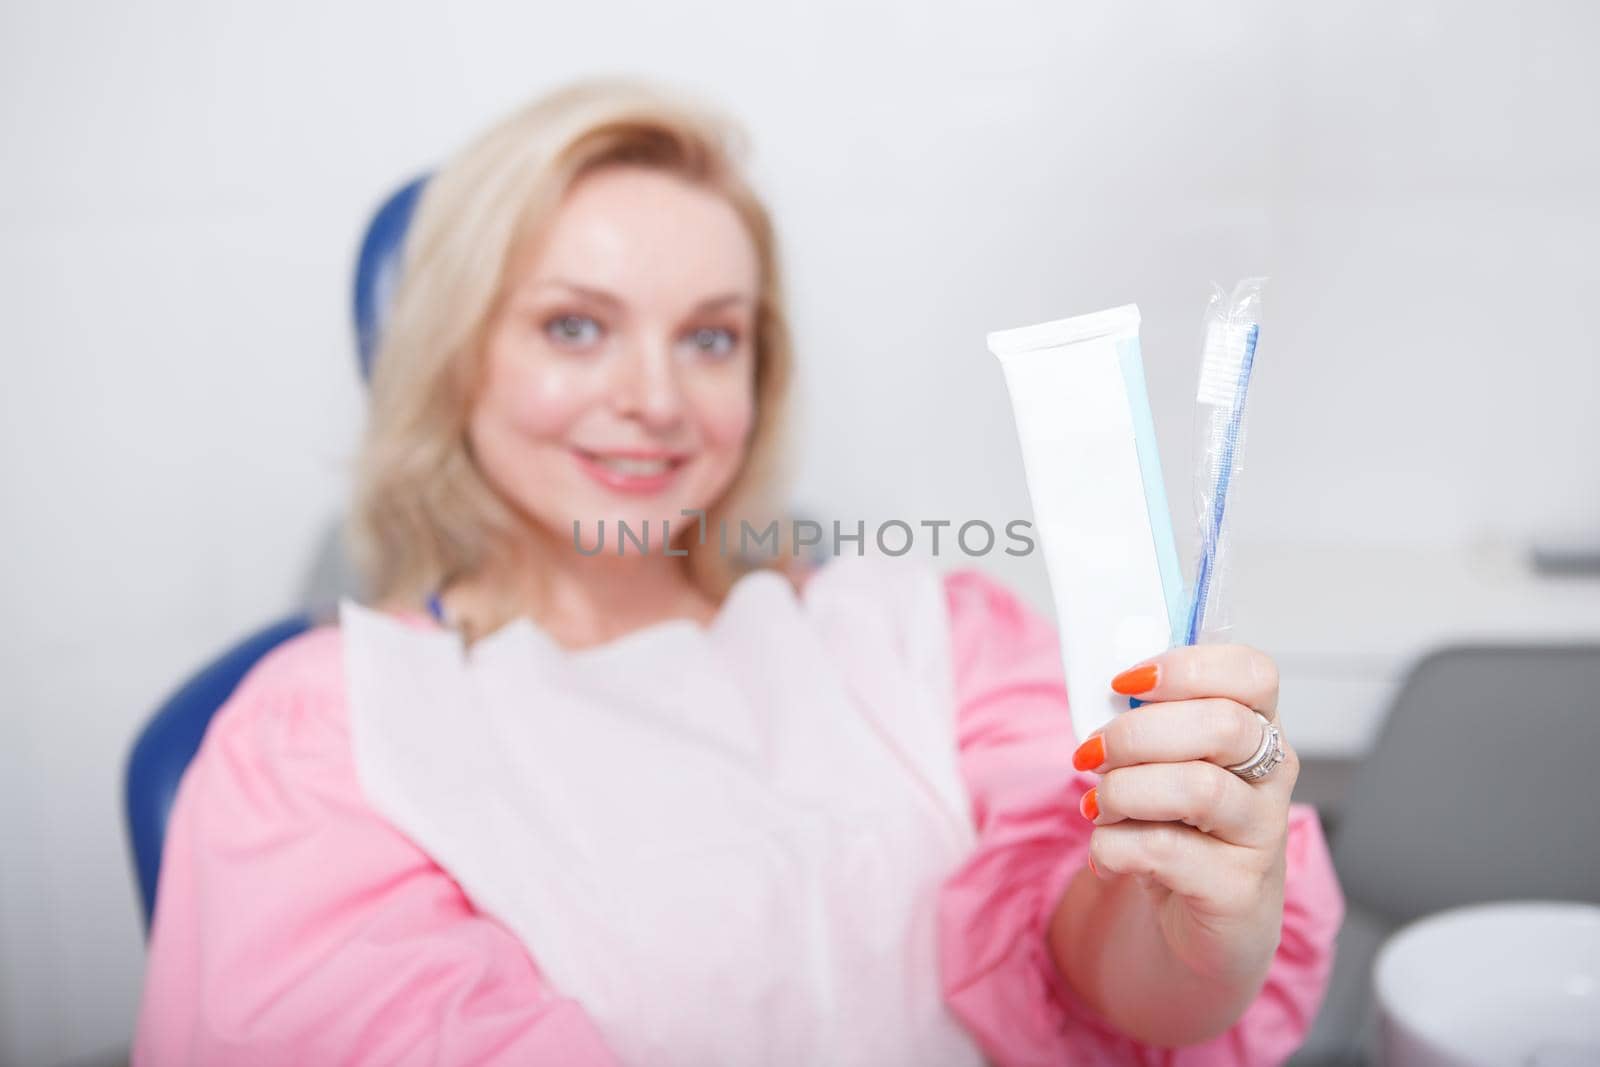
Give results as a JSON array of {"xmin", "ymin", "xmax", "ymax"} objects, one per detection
[{"xmin": 573, "ymin": 448, "xmax": 690, "ymax": 478}]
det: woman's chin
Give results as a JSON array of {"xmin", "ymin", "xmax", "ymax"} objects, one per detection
[{"xmin": 559, "ymin": 499, "xmax": 712, "ymax": 557}]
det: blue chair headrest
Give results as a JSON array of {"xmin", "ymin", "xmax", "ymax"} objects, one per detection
[{"xmin": 352, "ymin": 174, "xmax": 430, "ymax": 382}]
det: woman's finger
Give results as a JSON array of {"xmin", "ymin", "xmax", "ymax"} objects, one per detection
[
  {"xmin": 1081, "ymin": 759, "xmax": 1278, "ymax": 850},
  {"xmin": 1086, "ymin": 820, "xmax": 1276, "ymax": 912},
  {"xmin": 1073, "ymin": 697, "xmax": 1285, "ymax": 778},
  {"xmin": 1109, "ymin": 644, "xmax": 1280, "ymax": 714}
]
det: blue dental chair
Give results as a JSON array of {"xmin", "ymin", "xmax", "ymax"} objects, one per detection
[{"xmin": 123, "ymin": 174, "xmax": 430, "ymax": 932}]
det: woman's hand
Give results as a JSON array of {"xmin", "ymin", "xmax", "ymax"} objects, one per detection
[{"xmin": 1070, "ymin": 644, "xmax": 1299, "ymax": 997}]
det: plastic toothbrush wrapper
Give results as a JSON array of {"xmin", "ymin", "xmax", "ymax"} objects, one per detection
[
  {"xmin": 987, "ymin": 305, "xmax": 1187, "ymax": 743},
  {"xmin": 1183, "ymin": 277, "xmax": 1266, "ymax": 645}
]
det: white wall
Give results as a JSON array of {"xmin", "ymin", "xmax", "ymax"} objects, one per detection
[{"xmin": 3, "ymin": 1, "xmax": 1596, "ymax": 1062}]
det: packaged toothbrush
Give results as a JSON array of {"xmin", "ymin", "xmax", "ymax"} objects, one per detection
[{"xmin": 1183, "ymin": 278, "xmax": 1266, "ymax": 645}]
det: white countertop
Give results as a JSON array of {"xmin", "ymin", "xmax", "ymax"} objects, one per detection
[{"xmin": 1225, "ymin": 540, "xmax": 1600, "ymax": 756}]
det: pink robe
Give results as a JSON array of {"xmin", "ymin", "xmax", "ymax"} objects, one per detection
[{"xmin": 134, "ymin": 567, "xmax": 1344, "ymax": 1065}]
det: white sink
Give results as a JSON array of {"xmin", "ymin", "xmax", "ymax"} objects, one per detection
[{"xmin": 1374, "ymin": 900, "xmax": 1600, "ymax": 1066}]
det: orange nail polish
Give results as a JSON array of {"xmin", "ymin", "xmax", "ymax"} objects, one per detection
[
  {"xmin": 1072, "ymin": 734, "xmax": 1106, "ymax": 772},
  {"xmin": 1079, "ymin": 787, "xmax": 1099, "ymax": 822},
  {"xmin": 1111, "ymin": 663, "xmax": 1159, "ymax": 696}
]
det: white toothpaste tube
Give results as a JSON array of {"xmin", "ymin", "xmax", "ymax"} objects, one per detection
[{"xmin": 987, "ymin": 304, "xmax": 1186, "ymax": 742}]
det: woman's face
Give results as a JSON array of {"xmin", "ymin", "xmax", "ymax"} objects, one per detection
[{"xmin": 469, "ymin": 166, "xmax": 760, "ymax": 558}]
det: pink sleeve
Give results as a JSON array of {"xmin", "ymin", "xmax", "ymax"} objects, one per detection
[
  {"xmin": 937, "ymin": 569, "xmax": 1345, "ymax": 1065},
  {"xmin": 133, "ymin": 627, "xmax": 618, "ymax": 1067}
]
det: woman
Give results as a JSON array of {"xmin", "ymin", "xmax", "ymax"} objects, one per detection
[{"xmin": 134, "ymin": 81, "xmax": 1344, "ymax": 1065}]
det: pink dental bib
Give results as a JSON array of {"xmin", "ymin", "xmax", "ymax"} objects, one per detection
[{"xmin": 339, "ymin": 556, "xmax": 985, "ymax": 1067}]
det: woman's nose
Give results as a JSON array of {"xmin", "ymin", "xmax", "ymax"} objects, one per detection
[{"xmin": 610, "ymin": 341, "xmax": 686, "ymax": 430}]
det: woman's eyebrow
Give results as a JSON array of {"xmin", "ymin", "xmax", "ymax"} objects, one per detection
[
  {"xmin": 691, "ymin": 292, "xmax": 755, "ymax": 314},
  {"xmin": 530, "ymin": 280, "xmax": 623, "ymax": 309},
  {"xmin": 529, "ymin": 280, "xmax": 754, "ymax": 315}
]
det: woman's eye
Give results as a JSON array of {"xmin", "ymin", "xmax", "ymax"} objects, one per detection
[
  {"xmin": 687, "ymin": 326, "xmax": 738, "ymax": 357},
  {"xmin": 545, "ymin": 314, "xmax": 602, "ymax": 347}
]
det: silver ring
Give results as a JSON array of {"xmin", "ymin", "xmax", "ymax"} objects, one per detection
[{"xmin": 1226, "ymin": 711, "xmax": 1285, "ymax": 784}]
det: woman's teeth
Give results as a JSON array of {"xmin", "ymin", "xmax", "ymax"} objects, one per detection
[{"xmin": 594, "ymin": 456, "xmax": 675, "ymax": 476}]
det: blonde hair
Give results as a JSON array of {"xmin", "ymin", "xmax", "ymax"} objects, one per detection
[{"xmin": 347, "ymin": 81, "xmax": 794, "ymax": 616}]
